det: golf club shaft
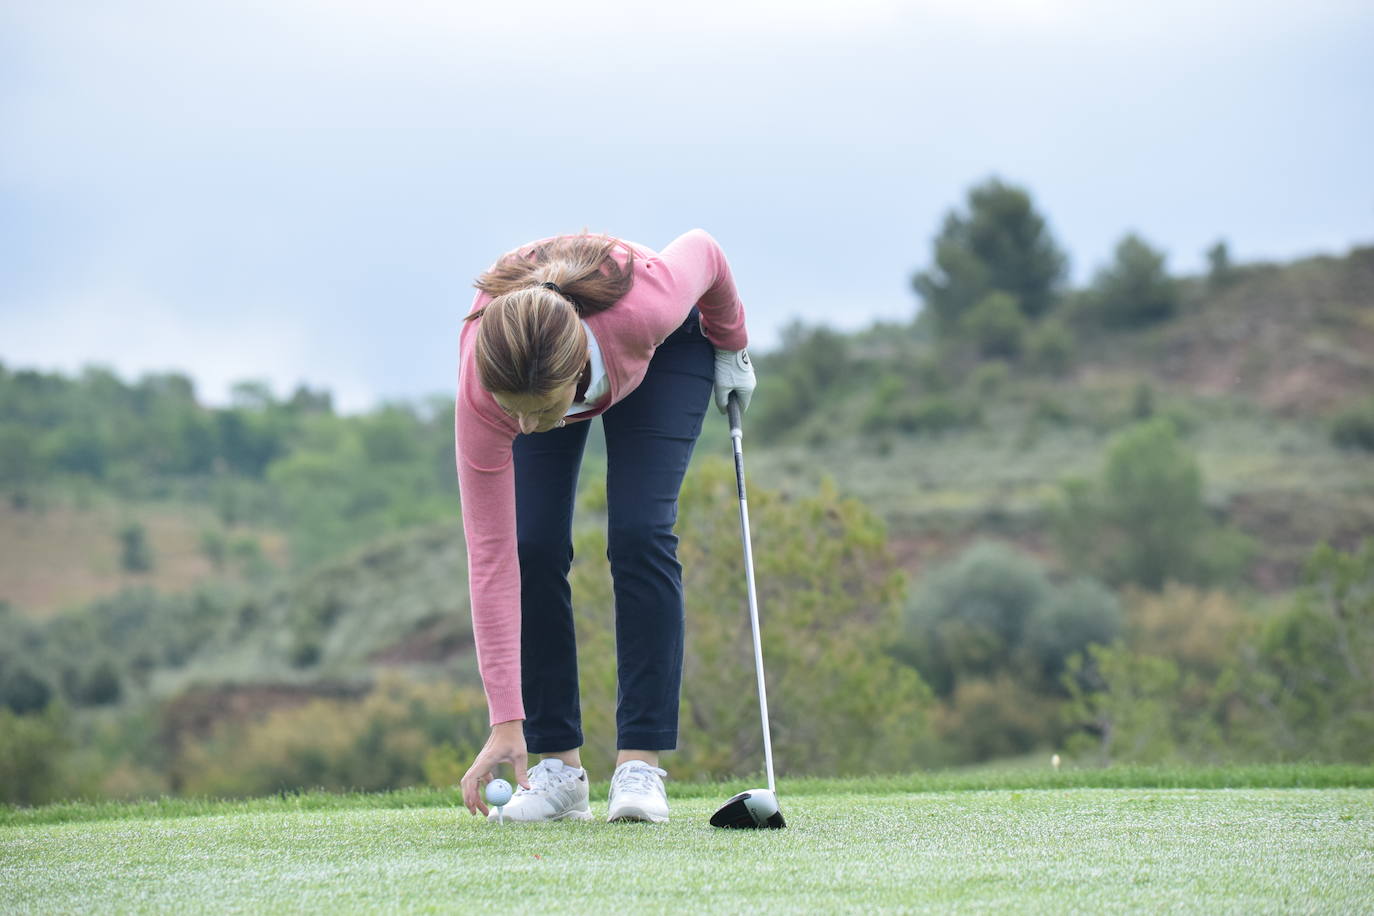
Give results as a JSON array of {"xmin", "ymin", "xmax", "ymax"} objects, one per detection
[{"xmin": 727, "ymin": 392, "xmax": 777, "ymax": 797}]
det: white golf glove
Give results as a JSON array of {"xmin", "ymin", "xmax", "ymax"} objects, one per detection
[{"xmin": 713, "ymin": 348, "xmax": 756, "ymax": 414}]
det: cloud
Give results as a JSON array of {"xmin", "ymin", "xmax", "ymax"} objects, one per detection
[
  {"xmin": 0, "ymin": 280, "xmax": 376, "ymax": 413},
  {"xmin": 1, "ymin": 0, "xmax": 1370, "ymax": 413}
]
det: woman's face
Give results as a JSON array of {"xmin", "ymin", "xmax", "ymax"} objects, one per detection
[{"xmin": 493, "ymin": 381, "xmax": 578, "ymax": 434}]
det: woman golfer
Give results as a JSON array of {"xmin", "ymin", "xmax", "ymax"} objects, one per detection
[{"xmin": 455, "ymin": 229, "xmax": 755, "ymax": 823}]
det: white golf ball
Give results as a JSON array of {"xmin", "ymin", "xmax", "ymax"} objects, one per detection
[{"xmin": 485, "ymin": 778, "xmax": 513, "ymax": 806}]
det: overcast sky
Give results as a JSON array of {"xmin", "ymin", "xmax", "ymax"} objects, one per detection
[{"xmin": 2, "ymin": 0, "xmax": 1371, "ymax": 413}]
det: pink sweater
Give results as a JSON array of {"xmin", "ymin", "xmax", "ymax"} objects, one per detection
[{"xmin": 454, "ymin": 229, "xmax": 749, "ymax": 725}]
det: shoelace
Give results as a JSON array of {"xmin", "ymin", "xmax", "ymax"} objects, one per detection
[
  {"xmin": 514, "ymin": 761, "xmax": 571, "ymax": 797},
  {"xmin": 613, "ymin": 764, "xmax": 667, "ymax": 797}
]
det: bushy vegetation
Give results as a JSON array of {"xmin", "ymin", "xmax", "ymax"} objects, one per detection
[
  {"xmin": 0, "ymin": 703, "xmax": 71, "ymax": 806},
  {"xmin": 894, "ymin": 542, "xmax": 1120, "ymax": 763},
  {"xmin": 172, "ymin": 674, "xmax": 488, "ymax": 798},
  {"xmin": 2, "ymin": 178, "xmax": 1371, "ymax": 809},
  {"xmin": 0, "ymin": 365, "xmax": 459, "ymax": 569},
  {"xmin": 1052, "ymin": 418, "xmax": 1251, "ymax": 589},
  {"xmin": 912, "ymin": 177, "xmax": 1068, "ymax": 330},
  {"xmin": 1089, "ymin": 233, "xmax": 1180, "ymax": 328},
  {"xmin": 0, "ymin": 587, "xmax": 229, "ymax": 715},
  {"xmin": 571, "ymin": 458, "xmax": 934, "ymax": 781},
  {"xmin": 1064, "ymin": 540, "xmax": 1374, "ymax": 764},
  {"xmin": 1330, "ymin": 396, "xmax": 1374, "ymax": 451}
]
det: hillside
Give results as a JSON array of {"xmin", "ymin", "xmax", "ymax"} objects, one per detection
[
  {"xmin": 0, "ymin": 496, "xmax": 286, "ymax": 619},
  {"xmin": 3, "ymin": 243, "xmax": 1373, "ymax": 805},
  {"xmin": 1115, "ymin": 248, "xmax": 1374, "ymax": 412},
  {"xmin": 744, "ymin": 246, "xmax": 1374, "ymax": 587}
]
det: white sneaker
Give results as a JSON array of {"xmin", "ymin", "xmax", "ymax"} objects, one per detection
[
  {"xmin": 488, "ymin": 758, "xmax": 592, "ymax": 823},
  {"xmin": 606, "ymin": 761, "xmax": 670, "ymax": 824}
]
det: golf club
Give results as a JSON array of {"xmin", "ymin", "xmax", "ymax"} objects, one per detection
[{"xmin": 710, "ymin": 391, "xmax": 787, "ymax": 830}]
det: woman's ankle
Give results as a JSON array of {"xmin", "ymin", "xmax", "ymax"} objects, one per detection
[
  {"xmin": 543, "ymin": 749, "xmax": 582, "ymax": 769},
  {"xmin": 616, "ymin": 750, "xmax": 660, "ymax": 768}
]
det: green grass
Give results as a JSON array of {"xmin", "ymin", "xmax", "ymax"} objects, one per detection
[
  {"xmin": 4, "ymin": 787, "xmax": 1371, "ymax": 913},
  {"xmin": 6, "ymin": 764, "xmax": 1374, "ymax": 829}
]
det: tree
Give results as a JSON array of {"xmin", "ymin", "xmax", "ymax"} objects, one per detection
[
  {"xmin": 1233, "ymin": 540, "xmax": 1374, "ymax": 762},
  {"xmin": 1052, "ymin": 419, "xmax": 1249, "ymax": 590},
  {"xmin": 1206, "ymin": 239, "xmax": 1237, "ymax": 290},
  {"xmin": 118, "ymin": 522, "xmax": 154, "ymax": 573},
  {"xmin": 1058, "ymin": 587, "xmax": 1246, "ymax": 765},
  {"xmin": 1331, "ymin": 397, "xmax": 1374, "ymax": 452},
  {"xmin": 748, "ymin": 322, "xmax": 853, "ymax": 442},
  {"xmin": 1027, "ymin": 319, "xmax": 1075, "ymax": 376},
  {"xmin": 1093, "ymin": 233, "xmax": 1179, "ymax": 327},
  {"xmin": 901, "ymin": 541, "xmax": 1049, "ymax": 697},
  {"xmin": 912, "ymin": 178, "xmax": 1068, "ymax": 331},
  {"xmin": 172, "ymin": 674, "xmax": 490, "ymax": 797},
  {"xmin": 962, "ymin": 291, "xmax": 1028, "ymax": 358},
  {"xmin": 0, "ymin": 703, "xmax": 72, "ymax": 805},
  {"xmin": 0, "ymin": 425, "xmax": 37, "ymax": 502},
  {"xmin": 1063, "ymin": 644, "xmax": 1183, "ymax": 765},
  {"xmin": 900, "ymin": 541, "xmax": 1121, "ymax": 698},
  {"xmin": 0, "ymin": 665, "xmax": 53, "ymax": 715}
]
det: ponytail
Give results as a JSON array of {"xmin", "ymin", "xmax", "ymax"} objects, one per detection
[{"xmin": 463, "ymin": 234, "xmax": 634, "ymax": 397}]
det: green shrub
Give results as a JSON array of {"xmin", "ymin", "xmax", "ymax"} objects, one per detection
[
  {"xmin": 0, "ymin": 703, "xmax": 71, "ymax": 806},
  {"xmin": 1093, "ymin": 234, "xmax": 1179, "ymax": 327},
  {"xmin": 861, "ymin": 374, "xmax": 906, "ymax": 434},
  {"xmin": 1026, "ymin": 578, "xmax": 1124, "ymax": 684},
  {"xmin": 1063, "ymin": 644, "xmax": 1184, "ymax": 765},
  {"xmin": 173, "ymin": 674, "xmax": 489, "ymax": 798},
  {"xmin": 118, "ymin": 522, "xmax": 153, "ymax": 573},
  {"xmin": 863, "ymin": 384, "xmax": 972, "ymax": 437},
  {"xmin": 1063, "ymin": 544, "xmax": 1374, "ymax": 766},
  {"xmin": 901, "ymin": 542, "xmax": 1121, "ymax": 698},
  {"xmin": 1027, "ymin": 319, "xmax": 1075, "ymax": 375},
  {"xmin": 962, "ymin": 292, "xmax": 1027, "ymax": 358},
  {"xmin": 1231, "ymin": 540, "xmax": 1374, "ymax": 762},
  {"xmin": 571, "ymin": 460, "xmax": 934, "ymax": 780},
  {"xmin": 1131, "ymin": 382, "xmax": 1155, "ymax": 420},
  {"xmin": 970, "ymin": 361, "xmax": 1010, "ymax": 397},
  {"xmin": 934, "ymin": 675, "xmax": 1062, "ymax": 763},
  {"xmin": 1031, "ymin": 396, "xmax": 1072, "ymax": 426},
  {"xmin": 74, "ymin": 661, "xmax": 123, "ymax": 706},
  {"xmin": 902, "ymin": 542, "xmax": 1049, "ymax": 697},
  {"xmin": 1051, "ymin": 419, "xmax": 1250, "ymax": 589},
  {"xmin": 912, "ymin": 178, "xmax": 1068, "ymax": 331},
  {"xmin": 0, "ymin": 666, "xmax": 53, "ymax": 715},
  {"xmin": 913, "ymin": 354, "xmax": 951, "ymax": 392},
  {"xmin": 1206, "ymin": 239, "xmax": 1237, "ymax": 291},
  {"xmin": 1331, "ymin": 398, "xmax": 1374, "ymax": 451},
  {"xmin": 200, "ymin": 528, "xmax": 227, "ymax": 569},
  {"xmin": 918, "ymin": 397, "xmax": 975, "ymax": 434}
]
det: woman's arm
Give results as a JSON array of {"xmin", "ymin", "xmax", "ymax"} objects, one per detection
[
  {"xmin": 454, "ymin": 385, "xmax": 526, "ymax": 726},
  {"xmin": 637, "ymin": 229, "xmax": 749, "ymax": 350}
]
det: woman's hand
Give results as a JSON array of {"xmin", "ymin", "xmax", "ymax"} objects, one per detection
[
  {"xmin": 713, "ymin": 348, "xmax": 756, "ymax": 414},
  {"xmin": 460, "ymin": 720, "xmax": 530, "ymax": 816}
]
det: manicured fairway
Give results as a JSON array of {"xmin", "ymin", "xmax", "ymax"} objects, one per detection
[{"xmin": 4, "ymin": 788, "xmax": 1372, "ymax": 913}]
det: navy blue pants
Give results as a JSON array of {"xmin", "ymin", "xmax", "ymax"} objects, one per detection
[{"xmin": 513, "ymin": 307, "xmax": 713, "ymax": 753}]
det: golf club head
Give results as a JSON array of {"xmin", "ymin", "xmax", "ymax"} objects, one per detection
[{"xmin": 709, "ymin": 789, "xmax": 786, "ymax": 829}]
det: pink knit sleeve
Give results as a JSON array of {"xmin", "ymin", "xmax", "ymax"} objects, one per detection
[
  {"xmin": 642, "ymin": 229, "xmax": 749, "ymax": 350},
  {"xmin": 454, "ymin": 349, "xmax": 526, "ymax": 726}
]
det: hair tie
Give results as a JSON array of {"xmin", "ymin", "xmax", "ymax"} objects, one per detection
[{"xmin": 539, "ymin": 281, "xmax": 580, "ymax": 313}]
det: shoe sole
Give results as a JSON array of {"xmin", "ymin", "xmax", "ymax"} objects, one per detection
[
  {"xmin": 556, "ymin": 808, "xmax": 594, "ymax": 822},
  {"xmin": 607, "ymin": 806, "xmax": 669, "ymax": 824},
  {"xmin": 488, "ymin": 807, "xmax": 593, "ymax": 824}
]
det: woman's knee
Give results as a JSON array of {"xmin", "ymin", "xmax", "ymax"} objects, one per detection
[
  {"xmin": 606, "ymin": 522, "xmax": 678, "ymax": 564},
  {"xmin": 517, "ymin": 536, "xmax": 574, "ymax": 574}
]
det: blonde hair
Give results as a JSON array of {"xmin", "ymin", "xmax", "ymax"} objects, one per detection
[{"xmin": 465, "ymin": 235, "xmax": 635, "ymax": 396}]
